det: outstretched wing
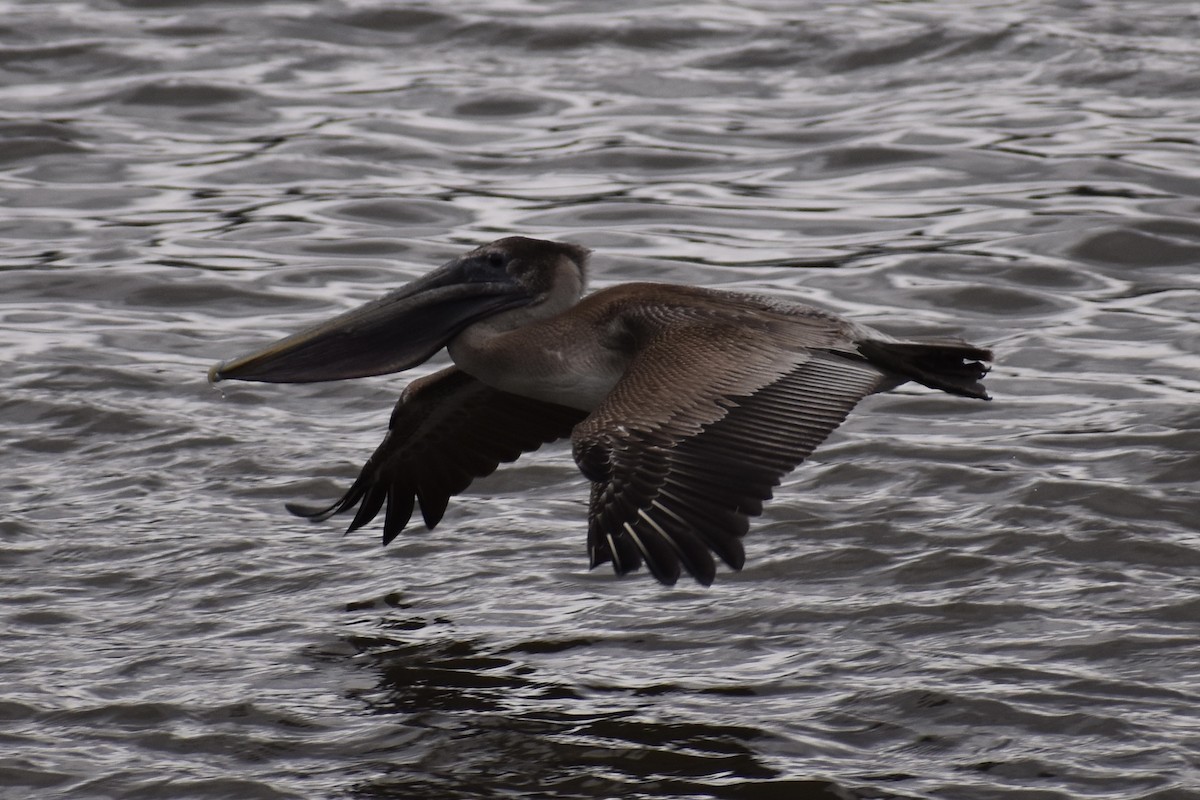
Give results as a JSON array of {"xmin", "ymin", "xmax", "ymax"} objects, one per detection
[
  {"xmin": 289, "ymin": 366, "xmax": 587, "ymax": 544},
  {"xmin": 572, "ymin": 321, "xmax": 887, "ymax": 586}
]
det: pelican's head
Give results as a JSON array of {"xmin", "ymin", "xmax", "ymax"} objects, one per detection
[{"xmin": 209, "ymin": 236, "xmax": 590, "ymax": 383}]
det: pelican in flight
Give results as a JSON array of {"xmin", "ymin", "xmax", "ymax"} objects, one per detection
[{"xmin": 211, "ymin": 237, "xmax": 991, "ymax": 585}]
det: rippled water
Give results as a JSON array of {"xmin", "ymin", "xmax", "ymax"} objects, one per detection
[{"xmin": 3, "ymin": 1, "xmax": 1199, "ymax": 798}]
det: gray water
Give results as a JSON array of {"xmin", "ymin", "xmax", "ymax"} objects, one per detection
[{"xmin": 2, "ymin": 1, "xmax": 1199, "ymax": 798}]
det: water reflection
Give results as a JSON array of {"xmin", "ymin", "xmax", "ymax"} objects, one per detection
[{"xmin": 342, "ymin": 619, "xmax": 873, "ymax": 800}]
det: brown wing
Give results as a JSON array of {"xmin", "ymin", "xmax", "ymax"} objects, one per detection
[
  {"xmin": 288, "ymin": 366, "xmax": 587, "ymax": 545},
  {"xmin": 572, "ymin": 323, "xmax": 887, "ymax": 586}
]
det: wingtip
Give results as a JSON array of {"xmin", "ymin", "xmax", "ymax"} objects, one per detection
[
  {"xmin": 651, "ymin": 567, "xmax": 681, "ymax": 587},
  {"xmin": 285, "ymin": 500, "xmax": 337, "ymax": 521},
  {"xmin": 588, "ymin": 545, "xmax": 611, "ymax": 570},
  {"xmin": 416, "ymin": 489, "xmax": 449, "ymax": 530}
]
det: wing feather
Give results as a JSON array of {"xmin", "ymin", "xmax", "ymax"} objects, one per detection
[
  {"xmin": 289, "ymin": 366, "xmax": 587, "ymax": 545},
  {"xmin": 574, "ymin": 321, "xmax": 886, "ymax": 586}
]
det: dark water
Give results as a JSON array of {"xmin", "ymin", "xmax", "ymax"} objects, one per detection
[{"xmin": 3, "ymin": 1, "xmax": 1199, "ymax": 798}]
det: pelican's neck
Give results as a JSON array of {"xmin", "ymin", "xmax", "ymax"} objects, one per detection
[{"xmin": 445, "ymin": 256, "xmax": 613, "ymax": 408}]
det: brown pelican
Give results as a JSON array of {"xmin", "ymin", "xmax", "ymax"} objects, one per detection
[{"xmin": 210, "ymin": 237, "xmax": 991, "ymax": 586}]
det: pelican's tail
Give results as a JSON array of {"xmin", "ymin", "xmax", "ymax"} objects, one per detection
[{"xmin": 858, "ymin": 339, "xmax": 993, "ymax": 400}]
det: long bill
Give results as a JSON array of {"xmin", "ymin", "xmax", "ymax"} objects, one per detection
[{"xmin": 209, "ymin": 256, "xmax": 533, "ymax": 384}]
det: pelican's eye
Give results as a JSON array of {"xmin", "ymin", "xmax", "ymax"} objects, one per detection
[{"xmin": 486, "ymin": 251, "xmax": 507, "ymax": 270}]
